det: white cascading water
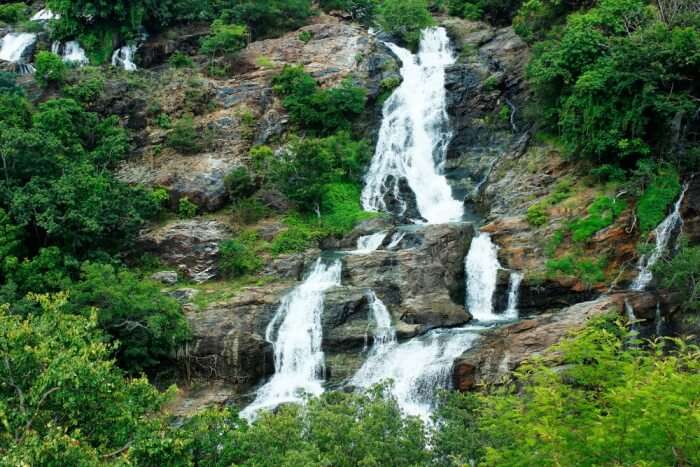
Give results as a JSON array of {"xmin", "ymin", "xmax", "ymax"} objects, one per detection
[
  {"xmin": 31, "ymin": 9, "xmax": 59, "ymax": 21},
  {"xmin": 52, "ymin": 41, "xmax": 89, "ymax": 66},
  {"xmin": 352, "ymin": 326, "xmax": 480, "ymax": 422},
  {"xmin": 0, "ymin": 33, "xmax": 37, "ymax": 63},
  {"xmin": 631, "ymin": 185, "xmax": 688, "ymax": 290},
  {"xmin": 503, "ymin": 272, "xmax": 523, "ymax": 319},
  {"xmin": 386, "ymin": 231, "xmax": 406, "ymax": 249},
  {"xmin": 112, "ymin": 45, "xmax": 138, "ymax": 71},
  {"xmin": 241, "ymin": 259, "xmax": 342, "ymax": 420},
  {"xmin": 465, "ymin": 233, "xmax": 504, "ymax": 321},
  {"xmin": 361, "ymin": 28, "xmax": 464, "ymax": 224},
  {"xmin": 354, "ymin": 232, "xmax": 387, "ymax": 254}
]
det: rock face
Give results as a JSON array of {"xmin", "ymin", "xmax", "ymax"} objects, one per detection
[
  {"xmin": 181, "ymin": 284, "xmax": 291, "ymax": 394},
  {"xmin": 441, "ymin": 19, "xmax": 530, "ymax": 202},
  {"xmin": 139, "ymin": 219, "xmax": 231, "ymax": 282},
  {"xmin": 452, "ymin": 292, "xmax": 662, "ymax": 391},
  {"xmin": 342, "ymin": 223, "xmax": 475, "ymax": 336},
  {"xmin": 681, "ymin": 177, "xmax": 700, "ymax": 244},
  {"xmin": 118, "ymin": 15, "xmax": 400, "ymax": 212}
]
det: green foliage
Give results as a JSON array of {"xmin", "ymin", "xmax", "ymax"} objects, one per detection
[
  {"xmin": 223, "ymin": 0, "xmax": 314, "ymax": 39},
  {"xmin": 0, "ymin": 294, "xmax": 171, "ymax": 463},
  {"xmin": 34, "ymin": 52, "xmax": 67, "ymax": 88},
  {"xmin": 635, "ymin": 165, "xmax": 682, "ymax": 231},
  {"xmin": 298, "ymin": 30, "xmax": 314, "ymax": 43},
  {"xmin": 177, "ymin": 197, "xmax": 198, "ymax": 218},
  {"xmin": 66, "ymin": 263, "xmax": 190, "ymax": 373},
  {"xmin": 270, "ymin": 215, "xmax": 322, "ymax": 255},
  {"xmin": 272, "ymin": 65, "xmax": 367, "ymax": 135},
  {"xmin": 318, "ymin": 182, "xmax": 373, "ymax": 235},
  {"xmin": 231, "ymin": 198, "xmax": 271, "ymax": 225},
  {"xmin": 200, "ymin": 20, "xmax": 248, "ymax": 57},
  {"xmin": 547, "ymin": 254, "xmax": 607, "ymax": 285},
  {"xmin": 449, "ymin": 0, "xmax": 522, "ymax": 24},
  {"xmin": 569, "ymin": 196, "xmax": 626, "ymax": 242},
  {"xmin": 527, "ymin": 0, "xmax": 700, "ymax": 166},
  {"xmin": 166, "ymin": 114, "xmax": 202, "ymax": 153},
  {"xmin": 319, "ymin": 0, "xmax": 378, "ymax": 23},
  {"xmin": 377, "ymin": 0, "xmax": 435, "ymax": 50},
  {"xmin": 0, "ymin": 72, "xmax": 21, "ymax": 95},
  {"xmin": 62, "ymin": 75, "xmax": 105, "ymax": 103},
  {"xmin": 449, "ymin": 316, "xmax": 700, "ymax": 466},
  {"xmin": 225, "ymin": 166, "xmax": 257, "ymax": 201},
  {"xmin": 219, "ymin": 231, "xmax": 263, "ymax": 278},
  {"xmin": 654, "ymin": 240, "xmax": 700, "ymax": 313},
  {"xmin": 168, "ymin": 50, "xmax": 194, "ymax": 68},
  {"xmin": 0, "ymin": 2, "xmax": 28, "ymax": 23},
  {"xmin": 526, "ymin": 201, "xmax": 549, "ymax": 226}
]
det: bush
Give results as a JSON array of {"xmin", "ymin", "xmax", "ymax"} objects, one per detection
[
  {"xmin": 319, "ymin": 0, "xmax": 378, "ymax": 23},
  {"xmin": 636, "ymin": 166, "xmax": 682, "ymax": 232},
  {"xmin": 177, "ymin": 197, "xmax": 198, "ymax": 218},
  {"xmin": 219, "ymin": 232, "xmax": 263, "ymax": 278},
  {"xmin": 654, "ymin": 240, "xmax": 700, "ymax": 312},
  {"xmin": 0, "ymin": 2, "xmax": 28, "ymax": 23},
  {"xmin": 377, "ymin": 0, "xmax": 435, "ymax": 50},
  {"xmin": 168, "ymin": 51, "xmax": 194, "ymax": 68},
  {"xmin": 526, "ymin": 202, "xmax": 549, "ymax": 226},
  {"xmin": 224, "ymin": 166, "xmax": 257, "ymax": 200},
  {"xmin": 231, "ymin": 198, "xmax": 271, "ymax": 225},
  {"xmin": 569, "ymin": 196, "xmax": 626, "ymax": 242},
  {"xmin": 34, "ymin": 52, "xmax": 67, "ymax": 88},
  {"xmin": 200, "ymin": 20, "xmax": 248, "ymax": 58},
  {"xmin": 166, "ymin": 114, "xmax": 202, "ymax": 153},
  {"xmin": 223, "ymin": 0, "xmax": 314, "ymax": 39}
]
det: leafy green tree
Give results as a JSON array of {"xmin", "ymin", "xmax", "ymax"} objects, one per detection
[
  {"xmin": 223, "ymin": 0, "xmax": 314, "ymax": 39},
  {"xmin": 219, "ymin": 232, "xmax": 263, "ymax": 278},
  {"xmin": 655, "ymin": 240, "xmax": 700, "ymax": 313},
  {"xmin": 0, "ymin": 3, "xmax": 28, "ymax": 23},
  {"xmin": 66, "ymin": 263, "xmax": 190, "ymax": 373},
  {"xmin": 0, "ymin": 293, "xmax": 171, "ymax": 464},
  {"xmin": 319, "ymin": 0, "xmax": 378, "ymax": 23},
  {"xmin": 34, "ymin": 52, "xmax": 67, "ymax": 88},
  {"xmin": 376, "ymin": 0, "xmax": 435, "ymax": 50},
  {"xmin": 200, "ymin": 20, "xmax": 248, "ymax": 58}
]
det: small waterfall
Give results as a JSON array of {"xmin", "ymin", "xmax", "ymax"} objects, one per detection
[
  {"xmin": 361, "ymin": 27, "xmax": 464, "ymax": 224},
  {"xmin": 241, "ymin": 259, "xmax": 342, "ymax": 419},
  {"xmin": 351, "ymin": 327, "xmax": 480, "ymax": 421},
  {"xmin": 655, "ymin": 302, "xmax": 663, "ymax": 335},
  {"xmin": 112, "ymin": 44, "xmax": 139, "ymax": 71},
  {"xmin": 31, "ymin": 9, "xmax": 59, "ymax": 21},
  {"xmin": 0, "ymin": 33, "xmax": 37, "ymax": 63},
  {"xmin": 465, "ymin": 233, "xmax": 504, "ymax": 321},
  {"xmin": 503, "ymin": 272, "xmax": 523, "ymax": 319},
  {"xmin": 386, "ymin": 231, "xmax": 406, "ymax": 250},
  {"xmin": 52, "ymin": 41, "xmax": 89, "ymax": 66},
  {"xmin": 365, "ymin": 292, "xmax": 396, "ymax": 351},
  {"xmin": 631, "ymin": 185, "xmax": 688, "ymax": 290},
  {"xmin": 354, "ymin": 232, "xmax": 387, "ymax": 254}
]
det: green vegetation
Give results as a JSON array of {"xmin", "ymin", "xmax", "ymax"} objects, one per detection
[
  {"xmin": 634, "ymin": 163, "xmax": 682, "ymax": 231},
  {"xmin": 220, "ymin": 231, "xmax": 264, "ymax": 278},
  {"xmin": 0, "ymin": 2, "xmax": 28, "ymax": 24},
  {"xmin": 222, "ymin": 0, "xmax": 314, "ymax": 40},
  {"xmin": 166, "ymin": 114, "xmax": 203, "ymax": 154},
  {"xmin": 655, "ymin": 240, "xmax": 700, "ymax": 313},
  {"xmin": 200, "ymin": 20, "xmax": 248, "ymax": 58},
  {"xmin": 272, "ymin": 65, "xmax": 367, "ymax": 135},
  {"xmin": 168, "ymin": 50, "xmax": 194, "ymax": 68},
  {"xmin": 320, "ymin": 0, "xmax": 379, "ymax": 23},
  {"xmin": 33, "ymin": 52, "xmax": 67, "ymax": 88},
  {"xmin": 377, "ymin": 0, "xmax": 435, "ymax": 50},
  {"xmin": 177, "ymin": 197, "xmax": 199, "ymax": 218},
  {"xmin": 569, "ymin": 196, "xmax": 626, "ymax": 242},
  {"xmin": 448, "ymin": 0, "xmax": 522, "ymax": 24}
]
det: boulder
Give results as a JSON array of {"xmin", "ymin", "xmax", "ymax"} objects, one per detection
[
  {"xmin": 151, "ymin": 270, "xmax": 179, "ymax": 285},
  {"xmin": 139, "ymin": 219, "xmax": 231, "ymax": 282}
]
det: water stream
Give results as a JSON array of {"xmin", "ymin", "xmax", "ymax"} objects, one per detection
[
  {"xmin": 361, "ymin": 28, "xmax": 463, "ymax": 224},
  {"xmin": 52, "ymin": 41, "xmax": 89, "ymax": 66},
  {"xmin": 0, "ymin": 33, "xmax": 36, "ymax": 63},
  {"xmin": 112, "ymin": 44, "xmax": 139, "ymax": 71},
  {"xmin": 354, "ymin": 232, "xmax": 388, "ymax": 254},
  {"xmin": 241, "ymin": 259, "xmax": 342, "ymax": 419}
]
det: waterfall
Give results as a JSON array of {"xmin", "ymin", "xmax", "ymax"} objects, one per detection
[
  {"xmin": 0, "ymin": 33, "xmax": 37, "ymax": 63},
  {"xmin": 361, "ymin": 27, "xmax": 463, "ymax": 224},
  {"xmin": 386, "ymin": 231, "xmax": 406, "ymax": 250},
  {"xmin": 351, "ymin": 327, "xmax": 480, "ymax": 422},
  {"xmin": 631, "ymin": 185, "xmax": 688, "ymax": 291},
  {"xmin": 112, "ymin": 44, "xmax": 139, "ymax": 71},
  {"xmin": 365, "ymin": 292, "xmax": 396, "ymax": 351},
  {"xmin": 52, "ymin": 41, "xmax": 89, "ymax": 66},
  {"xmin": 31, "ymin": 9, "xmax": 59, "ymax": 21},
  {"xmin": 241, "ymin": 259, "xmax": 342, "ymax": 419},
  {"xmin": 354, "ymin": 232, "xmax": 387, "ymax": 254},
  {"xmin": 503, "ymin": 272, "xmax": 523, "ymax": 319},
  {"xmin": 465, "ymin": 233, "xmax": 504, "ymax": 321}
]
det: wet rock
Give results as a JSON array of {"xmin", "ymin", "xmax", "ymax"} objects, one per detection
[
  {"xmin": 181, "ymin": 284, "xmax": 290, "ymax": 390},
  {"xmin": 168, "ymin": 288, "xmax": 199, "ymax": 304},
  {"xmin": 321, "ymin": 286, "xmax": 372, "ymax": 352},
  {"xmin": 453, "ymin": 293, "xmax": 637, "ymax": 391},
  {"xmin": 263, "ymin": 249, "xmax": 321, "ymax": 281},
  {"xmin": 342, "ymin": 223, "xmax": 475, "ymax": 333},
  {"xmin": 139, "ymin": 219, "xmax": 231, "ymax": 282},
  {"xmin": 151, "ymin": 270, "xmax": 179, "ymax": 285}
]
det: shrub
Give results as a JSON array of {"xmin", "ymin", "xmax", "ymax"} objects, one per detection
[
  {"xmin": 0, "ymin": 2, "xmax": 28, "ymax": 23},
  {"xmin": 654, "ymin": 240, "xmax": 700, "ymax": 312},
  {"xmin": 231, "ymin": 198, "xmax": 271, "ymax": 225},
  {"xmin": 546, "ymin": 254, "xmax": 606, "ymax": 286},
  {"xmin": 223, "ymin": 0, "xmax": 314, "ymax": 39},
  {"xmin": 219, "ymin": 232, "xmax": 263, "ymax": 277},
  {"xmin": 636, "ymin": 167, "xmax": 682, "ymax": 232},
  {"xmin": 63, "ymin": 76, "xmax": 105, "ymax": 103},
  {"xmin": 34, "ymin": 52, "xmax": 67, "ymax": 88},
  {"xmin": 298, "ymin": 30, "xmax": 314, "ymax": 43},
  {"xmin": 319, "ymin": 182, "xmax": 374, "ymax": 235},
  {"xmin": 224, "ymin": 166, "xmax": 257, "ymax": 200},
  {"xmin": 166, "ymin": 114, "xmax": 202, "ymax": 153},
  {"xmin": 320, "ymin": 0, "xmax": 379, "ymax": 23},
  {"xmin": 270, "ymin": 216, "xmax": 321, "ymax": 255},
  {"xmin": 178, "ymin": 197, "xmax": 198, "ymax": 218},
  {"xmin": 168, "ymin": 51, "xmax": 194, "ymax": 68},
  {"xmin": 569, "ymin": 196, "xmax": 626, "ymax": 242},
  {"xmin": 527, "ymin": 202, "xmax": 548, "ymax": 226},
  {"xmin": 200, "ymin": 20, "xmax": 248, "ymax": 58},
  {"xmin": 377, "ymin": 0, "xmax": 435, "ymax": 50}
]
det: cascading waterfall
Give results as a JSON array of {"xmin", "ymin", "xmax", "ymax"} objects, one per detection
[
  {"xmin": 52, "ymin": 41, "xmax": 89, "ymax": 66},
  {"xmin": 504, "ymin": 272, "xmax": 523, "ymax": 319},
  {"xmin": 0, "ymin": 33, "xmax": 37, "ymax": 63},
  {"xmin": 386, "ymin": 231, "xmax": 406, "ymax": 249},
  {"xmin": 631, "ymin": 185, "xmax": 688, "ymax": 290},
  {"xmin": 465, "ymin": 233, "xmax": 504, "ymax": 321},
  {"xmin": 241, "ymin": 259, "xmax": 342, "ymax": 420},
  {"xmin": 354, "ymin": 232, "xmax": 388, "ymax": 254},
  {"xmin": 31, "ymin": 9, "xmax": 59, "ymax": 21},
  {"xmin": 112, "ymin": 43, "xmax": 140, "ymax": 71},
  {"xmin": 351, "ymin": 326, "xmax": 480, "ymax": 421},
  {"xmin": 361, "ymin": 28, "xmax": 464, "ymax": 224}
]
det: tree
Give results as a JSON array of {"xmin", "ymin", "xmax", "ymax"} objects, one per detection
[
  {"xmin": 376, "ymin": 0, "xmax": 435, "ymax": 50},
  {"xmin": 200, "ymin": 20, "xmax": 248, "ymax": 58},
  {"xmin": 654, "ymin": 241, "xmax": 700, "ymax": 312},
  {"xmin": 34, "ymin": 52, "xmax": 67, "ymax": 88},
  {"xmin": 223, "ymin": 0, "xmax": 314, "ymax": 39}
]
